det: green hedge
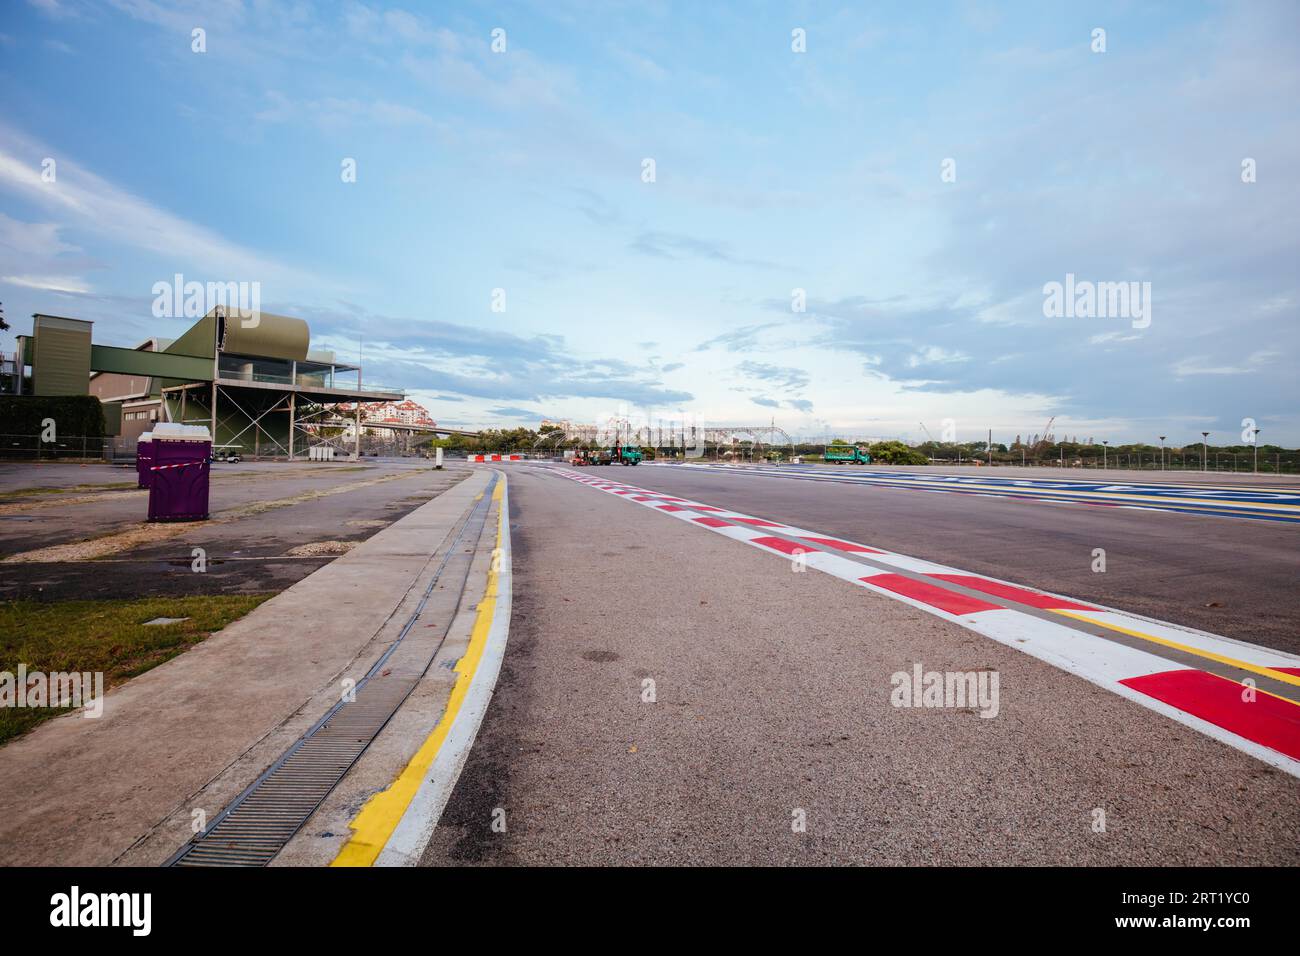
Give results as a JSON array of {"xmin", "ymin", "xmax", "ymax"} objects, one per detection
[{"xmin": 0, "ymin": 395, "xmax": 106, "ymax": 438}]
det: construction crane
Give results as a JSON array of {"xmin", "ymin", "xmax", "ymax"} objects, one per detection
[
  {"xmin": 919, "ymin": 421, "xmax": 935, "ymax": 444},
  {"xmin": 1033, "ymin": 416, "xmax": 1057, "ymax": 454}
]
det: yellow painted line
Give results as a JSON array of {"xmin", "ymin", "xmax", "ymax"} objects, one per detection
[
  {"xmin": 1246, "ymin": 681, "xmax": 1300, "ymax": 708},
  {"xmin": 813, "ymin": 469, "xmax": 1300, "ymax": 495},
  {"xmin": 1051, "ymin": 610, "xmax": 1300, "ymax": 695},
  {"xmin": 1102, "ymin": 504, "xmax": 1300, "ymax": 519},
  {"xmin": 830, "ymin": 473, "xmax": 1298, "ymax": 505},
  {"xmin": 331, "ymin": 477, "xmax": 505, "ymax": 867},
  {"xmin": 1166, "ymin": 665, "xmax": 1300, "ymax": 708},
  {"xmin": 1033, "ymin": 500, "xmax": 1300, "ymax": 520},
  {"xmin": 841, "ymin": 475, "xmax": 1300, "ymax": 512},
  {"xmin": 1044, "ymin": 491, "xmax": 1300, "ymax": 511}
]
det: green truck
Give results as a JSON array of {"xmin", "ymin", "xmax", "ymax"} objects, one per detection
[
  {"xmin": 823, "ymin": 445, "xmax": 871, "ymax": 464},
  {"xmin": 616, "ymin": 445, "xmax": 643, "ymax": 465}
]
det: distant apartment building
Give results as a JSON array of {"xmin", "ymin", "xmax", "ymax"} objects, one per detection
[
  {"xmin": 373, "ymin": 399, "xmax": 436, "ymax": 427},
  {"xmin": 338, "ymin": 399, "xmax": 437, "ymax": 438}
]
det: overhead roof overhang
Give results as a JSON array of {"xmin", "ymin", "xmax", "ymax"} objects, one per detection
[{"xmin": 90, "ymin": 344, "xmax": 213, "ymax": 381}]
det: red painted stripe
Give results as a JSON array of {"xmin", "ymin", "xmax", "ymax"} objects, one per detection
[
  {"xmin": 1120, "ymin": 669, "xmax": 1300, "ymax": 760},
  {"xmin": 631, "ymin": 496, "xmax": 656, "ymax": 502},
  {"xmin": 862, "ymin": 574, "xmax": 1003, "ymax": 615},
  {"xmin": 798, "ymin": 536, "xmax": 883, "ymax": 554},
  {"xmin": 656, "ymin": 505, "xmax": 688, "ymax": 512},
  {"xmin": 693, "ymin": 516, "xmax": 733, "ymax": 528},
  {"xmin": 1270, "ymin": 667, "xmax": 1300, "ymax": 678},
  {"xmin": 929, "ymin": 574, "xmax": 1098, "ymax": 611},
  {"xmin": 750, "ymin": 535, "xmax": 813, "ymax": 556},
  {"xmin": 730, "ymin": 517, "xmax": 785, "ymax": 528},
  {"xmin": 691, "ymin": 506, "xmax": 725, "ymax": 512},
  {"xmin": 613, "ymin": 490, "xmax": 634, "ymax": 495}
]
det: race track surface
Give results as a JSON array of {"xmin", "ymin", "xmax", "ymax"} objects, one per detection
[{"xmin": 420, "ymin": 464, "xmax": 1300, "ymax": 866}]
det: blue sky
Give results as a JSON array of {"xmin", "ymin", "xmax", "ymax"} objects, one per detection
[{"xmin": 1, "ymin": 0, "xmax": 1296, "ymax": 445}]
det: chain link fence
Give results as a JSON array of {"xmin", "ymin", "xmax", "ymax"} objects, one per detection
[
  {"xmin": 0, "ymin": 434, "xmax": 140, "ymax": 462},
  {"xmin": 5, "ymin": 432, "xmax": 1293, "ymax": 473},
  {"xmin": 948, "ymin": 451, "xmax": 1298, "ymax": 473},
  {"xmin": 1, "ymin": 433, "xmax": 431, "ymax": 462}
]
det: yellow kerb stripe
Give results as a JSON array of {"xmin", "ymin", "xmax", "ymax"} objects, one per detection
[
  {"xmin": 331, "ymin": 478, "xmax": 505, "ymax": 867},
  {"xmin": 1050, "ymin": 609, "xmax": 1300, "ymax": 695}
]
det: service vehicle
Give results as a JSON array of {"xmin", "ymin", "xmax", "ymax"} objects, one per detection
[{"xmin": 823, "ymin": 445, "xmax": 871, "ymax": 464}]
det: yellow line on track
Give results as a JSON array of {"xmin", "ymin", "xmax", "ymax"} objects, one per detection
[
  {"xmin": 330, "ymin": 478, "xmax": 505, "ymax": 867},
  {"xmin": 838, "ymin": 476, "xmax": 1300, "ymax": 512},
  {"xmin": 1050, "ymin": 610, "xmax": 1300, "ymax": 698},
  {"xmin": 808, "ymin": 469, "xmax": 1300, "ymax": 495}
]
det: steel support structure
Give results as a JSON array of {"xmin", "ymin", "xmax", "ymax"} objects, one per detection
[{"xmin": 212, "ymin": 386, "xmax": 292, "ymax": 458}]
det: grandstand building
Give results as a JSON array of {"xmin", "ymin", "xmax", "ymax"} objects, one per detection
[{"xmin": 12, "ymin": 309, "xmax": 404, "ymax": 458}]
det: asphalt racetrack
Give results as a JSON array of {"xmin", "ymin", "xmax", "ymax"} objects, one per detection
[
  {"xmin": 420, "ymin": 463, "xmax": 1300, "ymax": 866},
  {"xmin": 669, "ymin": 463, "xmax": 1300, "ymax": 523}
]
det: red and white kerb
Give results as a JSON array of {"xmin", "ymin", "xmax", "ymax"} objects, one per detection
[{"xmin": 555, "ymin": 469, "xmax": 1300, "ymax": 775}]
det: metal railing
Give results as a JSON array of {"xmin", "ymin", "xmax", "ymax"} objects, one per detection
[
  {"xmin": 951, "ymin": 453, "xmax": 1298, "ymax": 474},
  {"xmin": 216, "ymin": 367, "xmax": 403, "ymax": 394}
]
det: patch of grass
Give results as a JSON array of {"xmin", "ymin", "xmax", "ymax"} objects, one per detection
[
  {"xmin": 0, "ymin": 594, "xmax": 272, "ymax": 745},
  {"xmin": 0, "ymin": 481, "xmax": 139, "ymax": 499}
]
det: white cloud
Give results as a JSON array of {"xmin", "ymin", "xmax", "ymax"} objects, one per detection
[
  {"xmin": 254, "ymin": 92, "xmax": 437, "ymax": 131},
  {"xmin": 1173, "ymin": 351, "xmax": 1281, "ymax": 377},
  {"xmin": 0, "ymin": 123, "xmax": 319, "ymax": 290},
  {"xmin": 2, "ymin": 274, "xmax": 90, "ymax": 293},
  {"xmin": 907, "ymin": 346, "xmax": 969, "ymax": 367},
  {"xmin": 1089, "ymin": 331, "xmax": 1142, "ymax": 345},
  {"xmin": 27, "ymin": 0, "xmax": 76, "ymax": 19},
  {"xmin": 607, "ymin": 45, "xmax": 668, "ymax": 82}
]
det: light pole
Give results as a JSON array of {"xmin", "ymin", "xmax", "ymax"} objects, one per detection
[
  {"xmin": 1159, "ymin": 436, "xmax": 1166, "ymax": 472},
  {"xmin": 1201, "ymin": 431, "xmax": 1210, "ymax": 472},
  {"xmin": 1254, "ymin": 427, "xmax": 1260, "ymax": 474},
  {"xmin": 1102, "ymin": 440, "xmax": 1109, "ymax": 470}
]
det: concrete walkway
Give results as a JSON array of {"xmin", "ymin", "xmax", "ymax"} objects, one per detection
[{"xmin": 0, "ymin": 468, "xmax": 492, "ymax": 866}]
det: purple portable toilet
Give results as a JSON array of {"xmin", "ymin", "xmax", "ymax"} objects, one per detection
[
  {"xmin": 136, "ymin": 431, "xmax": 154, "ymax": 488},
  {"xmin": 147, "ymin": 424, "xmax": 212, "ymax": 522}
]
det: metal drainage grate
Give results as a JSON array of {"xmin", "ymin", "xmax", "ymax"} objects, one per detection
[
  {"xmin": 166, "ymin": 476, "xmax": 496, "ymax": 867},
  {"xmin": 170, "ymin": 677, "xmax": 417, "ymax": 867}
]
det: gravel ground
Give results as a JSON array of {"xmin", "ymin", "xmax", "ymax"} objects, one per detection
[
  {"xmin": 420, "ymin": 467, "xmax": 1300, "ymax": 866},
  {"xmin": 0, "ymin": 461, "xmax": 468, "ymax": 601}
]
